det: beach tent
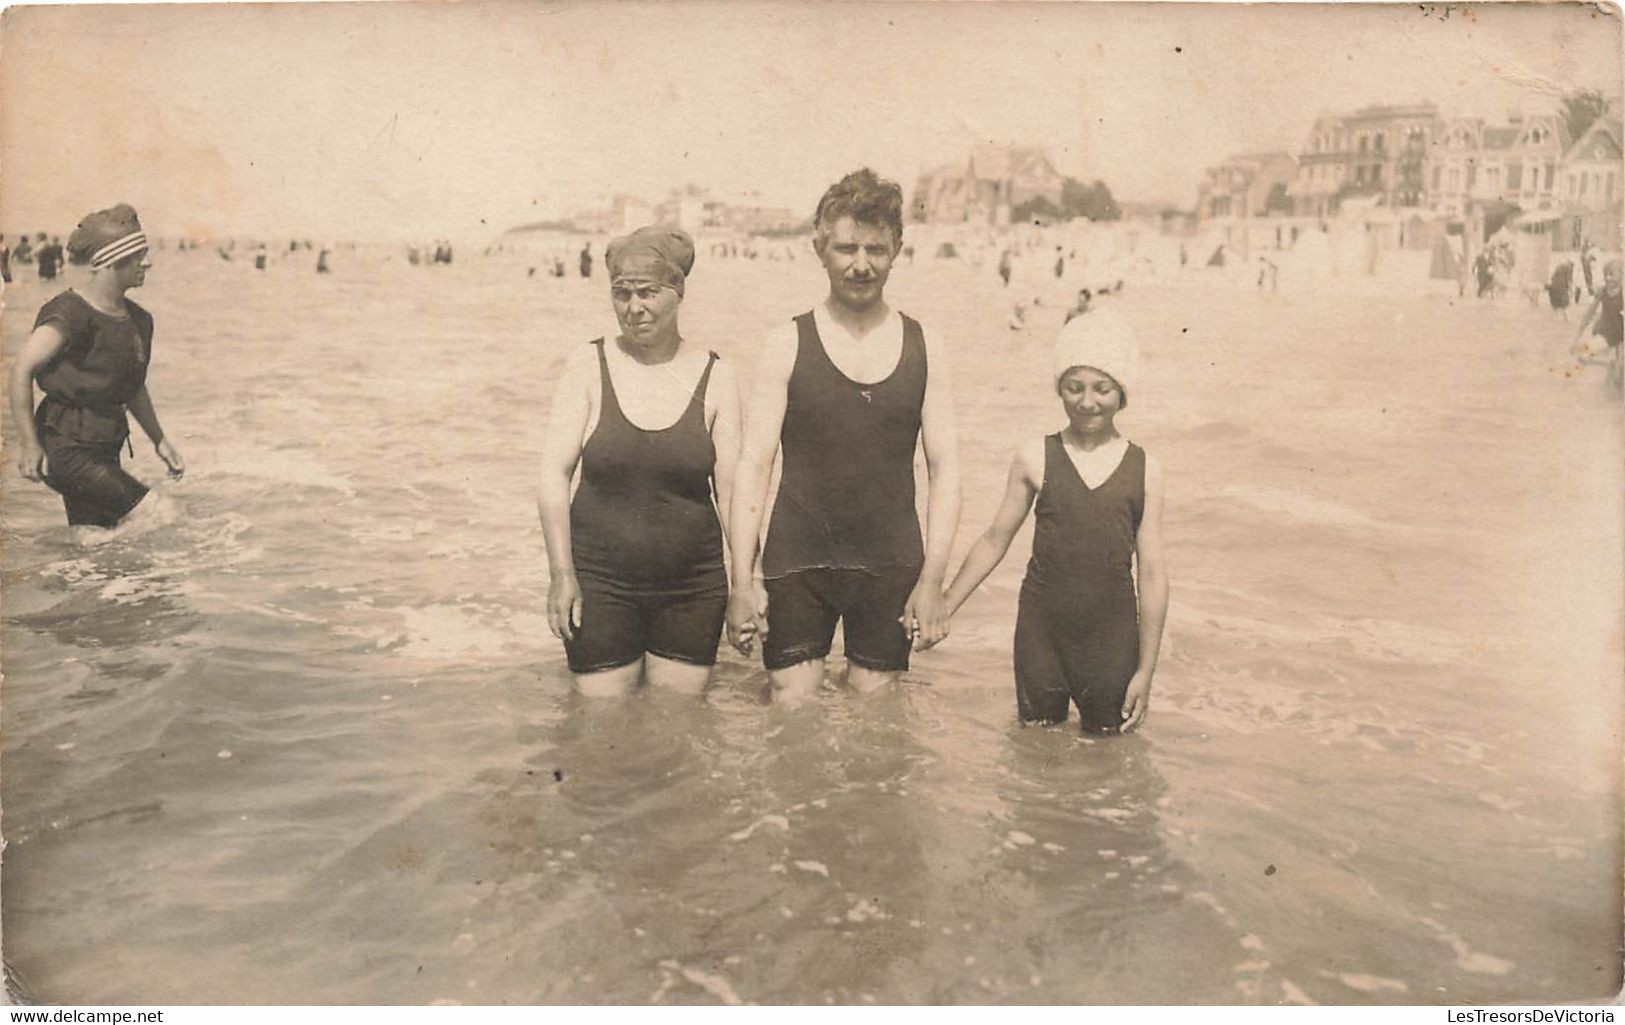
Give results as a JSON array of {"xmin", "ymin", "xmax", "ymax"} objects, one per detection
[
  {"xmin": 1429, "ymin": 233, "xmax": 1461, "ymax": 280},
  {"xmin": 1510, "ymin": 232, "xmax": 1552, "ymax": 292},
  {"xmin": 1206, "ymin": 243, "xmax": 1226, "ymax": 268},
  {"xmin": 1481, "ymin": 201, "xmax": 1522, "ymax": 240}
]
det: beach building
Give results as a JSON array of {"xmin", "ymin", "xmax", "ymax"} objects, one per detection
[
  {"xmin": 1557, "ymin": 119, "xmax": 1622, "ymax": 206},
  {"xmin": 560, "ymin": 193, "xmax": 656, "ymax": 235},
  {"xmin": 610, "ymin": 187, "xmax": 808, "ymax": 238},
  {"xmin": 727, "ymin": 204, "xmax": 804, "ymax": 236},
  {"xmin": 1290, "ymin": 113, "xmax": 1353, "ymax": 218},
  {"xmin": 1427, "ymin": 113, "xmax": 1570, "ymax": 217},
  {"xmin": 1118, "ymin": 201, "xmax": 1198, "ymax": 238},
  {"xmin": 1288, "ymin": 103, "xmax": 1441, "ymax": 217},
  {"xmin": 910, "ymin": 164, "xmax": 968, "ymax": 223},
  {"xmin": 1429, "ymin": 119, "xmax": 1488, "ymax": 217},
  {"xmin": 613, "ymin": 194, "xmax": 653, "ymax": 233},
  {"xmin": 649, "ymin": 186, "xmax": 719, "ymax": 234},
  {"xmin": 911, "ymin": 145, "xmax": 1065, "ymax": 226},
  {"xmin": 1426, "ymin": 113, "xmax": 1619, "ymax": 251},
  {"xmin": 1195, "ymin": 152, "xmax": 1296, "ymax": 221},
  {"xmin": 1554, "ymin": 119, "xmax": 1624, "ymax": 249},
  {"xmin": 564, "ymin": 203, "xmax": 616, "ymax": 236}
]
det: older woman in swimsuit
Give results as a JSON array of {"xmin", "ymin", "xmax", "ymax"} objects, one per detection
[{"xmin": 537, "ymin": 227, "xmax": 741, "ymax": 696}]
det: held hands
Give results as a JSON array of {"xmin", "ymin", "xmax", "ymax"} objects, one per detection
[
  {"xmin": 547, "ymin": 573, "xmax": 583, "ymax": 642},
  {"xmin": 1120, "ymin": 672, "xmax": 1152, "ymax": 733},
  {"xmin": 902, "ymin": 582, "xmax": 950, "ymax": 651},
  {"xmin": 17, "ymin": 442, "xmax": 45, "ymax": 483},
  {"xmin": 155, "ymin": 437, "xmax": 185, "ymax": 479},
  {"xmin": 726, "ymin": 584, "xmax": 768, "ymax": 655}
]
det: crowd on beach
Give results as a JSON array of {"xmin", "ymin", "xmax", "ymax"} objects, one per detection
[
  {"xmin": 1, "ymin": 233, "xmax": 67, "ymax": 284},
  {"xmin": 1448, "ymin": 230, "xmax": 1624, "ymax": 386}
]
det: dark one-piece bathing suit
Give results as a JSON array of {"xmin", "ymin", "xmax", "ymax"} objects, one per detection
[
  {"xmin": 759, "ymin": 310, "xmax": 928, "ymax": 673},
  {"xmin": 1015, "ymin": 436, "xmax": 1145, "ymax": 731},
  {"xmin": 32, "ymin": 290, "xmax": 153, "ymax": 527},
  {"xmin": 564, "ymin": 340, "xmax": 727, "ymax": 674}
]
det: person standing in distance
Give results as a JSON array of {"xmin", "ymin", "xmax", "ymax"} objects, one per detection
[{"xmin": 727, "ymin": 168, "xmax": 961, "ymax": 702}]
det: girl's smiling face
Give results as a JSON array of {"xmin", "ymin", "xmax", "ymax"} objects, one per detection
[{"xmin": 1057, "ymin": 365, "xmax": 1124, "ymax": 433}]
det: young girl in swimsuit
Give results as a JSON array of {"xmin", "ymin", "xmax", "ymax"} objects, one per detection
[
  {"xmin": 942, "ymin": 309, "xmax": 1169, "ymax": 733},
  {"xmin": 1570, "ymin": 258, "xmax": 1623, "ymax": 396}
]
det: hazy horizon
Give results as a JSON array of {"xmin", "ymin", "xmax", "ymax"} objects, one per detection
[{"xmin": 1, "ymin": 1, "xmax": 1618, "ymax": 242}]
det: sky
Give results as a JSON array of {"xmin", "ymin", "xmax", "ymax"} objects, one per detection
[{"xmin": 1, "ymin": 0, "xmax": 1619, "ymax": 241}]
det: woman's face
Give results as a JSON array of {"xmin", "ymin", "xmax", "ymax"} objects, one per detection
[
  {"xmin": 612, "ymin": 279, "xmax": 681, "ymax": 344},
  {"xmin": 1057, "ymin": 366, "xmax": 1123, "ymax": 432},
  {"xmin": 112, "ymin": 248, "xmax": 151, "ymax": 289}
]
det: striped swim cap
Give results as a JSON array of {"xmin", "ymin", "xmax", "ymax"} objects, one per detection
[{"xmin": 67, "ymin": 203, "xmax": 147, "ymax": 268}]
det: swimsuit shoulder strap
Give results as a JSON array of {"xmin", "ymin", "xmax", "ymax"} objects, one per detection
[
  {"xmin": 1041, "ymin": 432, "xmax": 1063, "ymax": 491},
  {"xmin": 590, "ymin": 338, "xmax": 626, "ymax": 425},
  {"xmin": 1126, "ymin": 441, "xmax": 1147, "ymax": 529},
  {"xmin": 693, "ymin": 351, "xmax": 719, "ymax": 404},
  {"xmin": 897, "ymin": 311, "xmax": 928, "ymax": 388},
  {"xmin": 786, "ymin": 310, "xmax": 824, "ymax": 389},
  {"xmin": 792, "ymin": 310, "xmax": 818, "ymax": 358}
]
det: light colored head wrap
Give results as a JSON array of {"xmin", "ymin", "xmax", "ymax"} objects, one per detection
[{"xmin": 1053, "ymin": 308, "xmax": 1139, "ymax": 401}]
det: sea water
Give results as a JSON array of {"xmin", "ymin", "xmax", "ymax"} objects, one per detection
[{"xmin": 1, "ymin": 247, "xmax": 1619, "ymax": 1004}]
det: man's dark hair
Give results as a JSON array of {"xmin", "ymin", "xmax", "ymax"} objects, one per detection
[{"xmin": 813, "ymin": 168, "xmax": 904, "ymax": 249}]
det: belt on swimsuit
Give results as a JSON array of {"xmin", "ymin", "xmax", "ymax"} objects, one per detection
[{"xmin": 39, "ymin": 397, "xmax": 134, "ymax": 455}]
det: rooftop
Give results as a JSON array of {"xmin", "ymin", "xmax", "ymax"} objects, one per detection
[
  {"xmin": 1348, "ymin": 102, "xmax": 1440, "ymax": 120},
  {"xmin": 969, "ymin": 145, "xmax": 1057, "ymax": 182}
]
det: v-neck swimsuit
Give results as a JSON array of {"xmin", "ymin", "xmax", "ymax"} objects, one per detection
[{"xmin": 1014, "ymin": 434, "xmax": 1145, "ymax": 730}]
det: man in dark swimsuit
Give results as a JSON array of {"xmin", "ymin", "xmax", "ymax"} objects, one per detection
[
  {"xmin": 36, "ymin": 237, "xmax": 63, "ymax": 280},
  {"xmin": 728, "ymin": 168, "xmax": 961, "ymax": 701}
]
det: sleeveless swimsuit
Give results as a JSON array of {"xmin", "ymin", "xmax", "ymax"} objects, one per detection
[
  {"xmin": 760, "ymin": 310, "xmax": 927, "ymax": 673},
  {"xmin": 1014, "ymin": 436, "xmax": 1145, "ymax": 730},
  {"xmin": 32, "ymin": 291, "xmax": 153, "ymax": 527},
  {"xmin": 563, "ymin": 340, "xmax": 726, "ymax": 674}
]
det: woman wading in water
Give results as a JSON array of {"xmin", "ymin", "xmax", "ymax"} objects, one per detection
[
  {"xmin": 9, "ymin": 203, "xmax": 184, "ymax": 530},
  {"xmin": 537, "ymin": 227, "xmax": 741, "ymax": 695}
]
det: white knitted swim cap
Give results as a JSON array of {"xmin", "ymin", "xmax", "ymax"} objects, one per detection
[{"xmin": 1053, "ymin": 308, "xmax": 1139, "ymax": 400}]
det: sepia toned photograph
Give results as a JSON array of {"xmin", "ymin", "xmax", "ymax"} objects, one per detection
[{"xmin": 0, "ymin": 0, "xmax": 1621, "ymax": 1007}]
